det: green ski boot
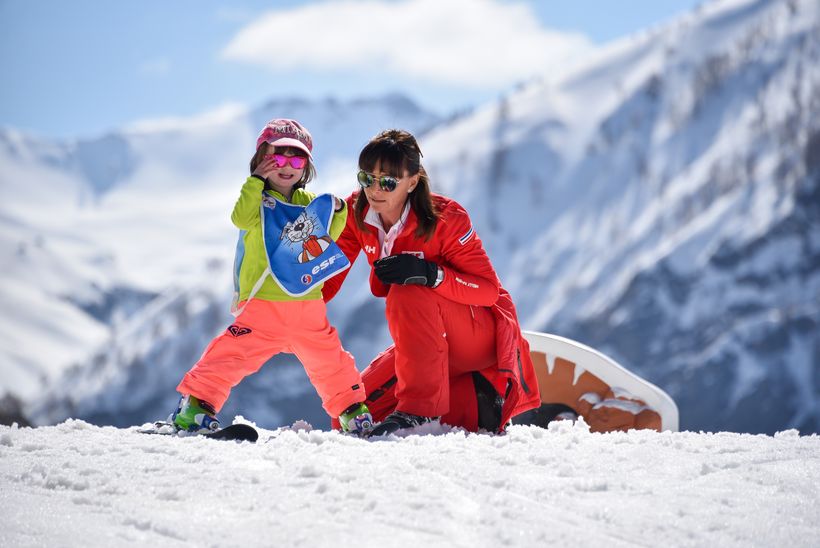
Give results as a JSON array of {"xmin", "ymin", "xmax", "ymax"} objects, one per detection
[
  {"xmin": 339, "ymin": 402, "xmax": 374, "ymax": 436},
  {"xmin": 172, "ymin": 394, "xmax": 220, "ymax": 432}
]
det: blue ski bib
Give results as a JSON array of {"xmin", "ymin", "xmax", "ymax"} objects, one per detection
[{"xmin": 258, "ymin": 193, "xmax": 350, "ymax": 297}]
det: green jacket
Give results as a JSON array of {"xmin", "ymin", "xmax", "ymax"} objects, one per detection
[{"xmin": 231, "ymin": 176, "xmax": 348, "ymax": 302}]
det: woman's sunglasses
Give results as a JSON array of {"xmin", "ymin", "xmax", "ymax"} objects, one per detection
[
  {"xmin": 357, "ymin": 170, "xmax": 399, "ymax": 192},
  {"xmin": 264, "ymin": 154, "xmax": 308, "ymax": 169}
]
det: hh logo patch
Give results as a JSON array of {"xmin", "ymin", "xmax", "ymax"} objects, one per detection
[{"xmin": 228, "ymin": 325, "xmax": 252, "ymax": 337}]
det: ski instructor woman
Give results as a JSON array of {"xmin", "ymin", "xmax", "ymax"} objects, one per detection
[{"xmin": 323, "ymin": 129, "xmax": 541, "ymax": 436}]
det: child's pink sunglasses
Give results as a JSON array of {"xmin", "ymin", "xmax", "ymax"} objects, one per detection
[{"xmin": 264, "ymin": 154, "xmax": 308, "ymax": 169}]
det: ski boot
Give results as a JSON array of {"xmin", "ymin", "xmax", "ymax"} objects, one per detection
[
  {"xmin": 368, "ymin": 411, "xmax": 439, "ymax": 437},
  {"xmin": 172, "ymin": 394, "xmax": 220, "ymax": 433},
  {"xmin": 338, "ymin": 402, "xmax": 374, "ymax": 436}
]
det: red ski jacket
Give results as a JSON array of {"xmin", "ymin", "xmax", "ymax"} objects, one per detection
[{"xmin": 323, "ymin": 192, "xmax": 541, "ymax": 426}]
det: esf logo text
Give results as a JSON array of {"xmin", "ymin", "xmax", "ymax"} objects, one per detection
[{"xmin": 311, "ymin": 253, "xmax": 344, "ymax": 274}]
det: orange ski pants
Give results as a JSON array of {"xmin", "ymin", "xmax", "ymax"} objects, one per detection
[{"xmin": 177, "ymin": 299, "xmax": 364, "ymax": 418}]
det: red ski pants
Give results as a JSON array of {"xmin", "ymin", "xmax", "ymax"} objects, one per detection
[
  {"xmin": 177, "ymin": 299, "xmax": 364, "ymax": 417},
  {"xmin": 330, "ymin": 284, "xmax": 498, "ymax": 430}
]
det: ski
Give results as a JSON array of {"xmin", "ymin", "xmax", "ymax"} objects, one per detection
[
  {"xmin": 137, "ymin": 422, "xmax": 259, "ymax": 442},
  {"xmin": 202, "ymin": 423, "xmax": 258, "ymax": 442}
]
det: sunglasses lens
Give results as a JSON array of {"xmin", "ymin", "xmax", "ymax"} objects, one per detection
[
  {"xmin": 265, "ymin": 154, "xmax": 285, "ymax": 168},
  {"xmin": 290, "ymin": 156, "xmax": 307, "ymax": 169},
  {"xmin": 357, "ymin": 170, "xmax": 372, "ymax": 188},
  {"xmin": 380, "ymin": 177, "xmax": 398, "ymax": 192}
]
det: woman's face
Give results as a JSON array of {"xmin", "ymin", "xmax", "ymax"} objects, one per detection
[
  {"xmin": 254, "ymin": 145, "xmax": 307, "ymax": 190},
  {"xmin": 361, "ymin": 161, "xmax": 419, "ymax": 221}
]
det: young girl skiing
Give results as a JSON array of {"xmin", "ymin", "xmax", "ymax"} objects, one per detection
[{"xmin": 170, "ymin": 119, "xmax": 372, "ymax": 435}]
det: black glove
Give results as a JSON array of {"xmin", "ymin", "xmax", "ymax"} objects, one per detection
[{"xmin": 374, "ymin": 254, "xmax": 439, "ymax": 287}]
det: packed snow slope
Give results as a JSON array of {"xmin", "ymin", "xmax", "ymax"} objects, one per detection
[{"xmin": 1, "ymin": 420, "xmax": 818, "ymax": 547}]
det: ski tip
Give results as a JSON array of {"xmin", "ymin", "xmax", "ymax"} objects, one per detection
[{"xmin": 203, "ymin": 423, "xmax": 259, "ymax": 442}]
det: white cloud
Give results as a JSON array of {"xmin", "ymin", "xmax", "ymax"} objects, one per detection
[
  {"xmin": 220, "ymin": 0, "xmax": 595, "ymax": 89},
  {"xmin": 125, "ymin": 102, "xmax": 249, "ymax": 133}
]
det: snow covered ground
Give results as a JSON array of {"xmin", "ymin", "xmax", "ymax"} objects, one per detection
[{"xmin": 1, "ymin": 419, "xmax": 818, "ymax": 547}]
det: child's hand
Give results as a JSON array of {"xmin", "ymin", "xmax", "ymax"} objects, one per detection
[
  {"xmin": 333, "ymin": 195, "xmax": 344, "ymax": 212},
  {"xmin": 252, "ymin": 156, "xmax": 277, "ymax": 181}
]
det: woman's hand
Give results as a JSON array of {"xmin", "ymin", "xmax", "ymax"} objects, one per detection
[{"xmin": 374, "ymin": 254, "xmax": 439, "ymax": 287}]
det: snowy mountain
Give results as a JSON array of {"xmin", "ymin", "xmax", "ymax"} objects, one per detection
[
  {"xmin": 418, "ymin": 0, "xmax": 820, "ymax": 434},
  {"xmin": 2, "ymin": 0, "xmax": 818, "ymax": 435},
  {"xmin": 2, "ymin": 420, "xmax": 819, "ymax": 546}
]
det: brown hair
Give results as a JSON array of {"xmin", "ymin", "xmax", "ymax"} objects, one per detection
[
  {"xmin": 249, "ymin": 145, "xmax": 316, "ymax": 190},
  {"xmin": 354, "ymin": 129, "xmax": 438, "ymax": 240}
]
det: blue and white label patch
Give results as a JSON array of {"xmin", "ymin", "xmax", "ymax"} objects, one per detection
[{"xmin": 458, "ymin": 225, "xmax": 475, "ymax": 245}]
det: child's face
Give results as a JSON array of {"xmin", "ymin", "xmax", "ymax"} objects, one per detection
[{"xmin": 256, "ymin": 145, "xmax": 307, "ymax": 190}]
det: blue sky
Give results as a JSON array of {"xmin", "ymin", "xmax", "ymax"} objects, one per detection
[{"xmin": 0, "ymin": 0, "xmax": 703, "ymax": 139}]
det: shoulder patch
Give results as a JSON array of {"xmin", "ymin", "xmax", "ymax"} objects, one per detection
[{"xmin": 458, "ymin": 225, "xmax": 475, "ymax": 245}]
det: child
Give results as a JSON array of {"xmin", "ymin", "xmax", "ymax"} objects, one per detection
[{"xmin": 170, "ymin": 119, "xmax": 372, "ymax": 435}]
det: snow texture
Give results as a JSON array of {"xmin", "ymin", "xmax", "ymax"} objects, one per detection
[{"xmin": 1, "ymin": 420, "xmax": 818, "ymax": 547}]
